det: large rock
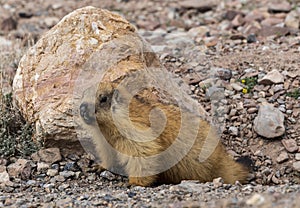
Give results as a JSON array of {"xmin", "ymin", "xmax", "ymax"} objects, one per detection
[
  {"xmin": 253, "ymin": 103, "xmax": 285, "ymax": 139},
  {"xmin": 12, "ymin": 7, "xmax": 153, "ymax": 147},
  {"xmin": 258, "ymin": 69, "xmax": 284, "ymax": 85}
]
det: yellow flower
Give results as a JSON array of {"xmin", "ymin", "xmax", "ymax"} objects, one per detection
[
  {"xmin": 242, "ymin": 88, "xmax": 248, "ymax": 94},
  {"xmin": 241, "ymin": 79, "xmax": 246, "ymax": 83}
]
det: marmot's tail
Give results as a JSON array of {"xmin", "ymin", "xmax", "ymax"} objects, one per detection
[{"xmin": 216, "ymin": 149, "xmax": 252, "ymax": 184}]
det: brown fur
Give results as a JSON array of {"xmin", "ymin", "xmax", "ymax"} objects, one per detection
[{"xmin": 84, "ymin": 78, "xmax": 250, "ymax": 187}]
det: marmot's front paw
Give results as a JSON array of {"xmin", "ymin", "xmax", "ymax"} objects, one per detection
[{"xmin": 129, "ymin": 176, "xmax": 156, "ymax": 187}]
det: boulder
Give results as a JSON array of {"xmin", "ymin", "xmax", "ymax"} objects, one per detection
[
  {"xmin": 12, "ymin": 6, "xmax": 150, "ymax": 148},
  {"xmin": 253, "ymin": 103, "xmax": 285, "ymax": 139}
]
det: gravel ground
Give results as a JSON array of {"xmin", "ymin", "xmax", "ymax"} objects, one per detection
[{"xmin": 0, "ymin": 0, "xmax": 300, "ymax": 207}]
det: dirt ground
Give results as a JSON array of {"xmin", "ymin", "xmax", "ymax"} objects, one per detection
[{"xmin": 0, "ymin": 0, "xmax": 300, "ymax": 207}]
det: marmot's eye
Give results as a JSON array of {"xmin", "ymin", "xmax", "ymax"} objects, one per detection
[{"xmin": 99, "ymin": 95, "xmax": 108, "ymax": 103}]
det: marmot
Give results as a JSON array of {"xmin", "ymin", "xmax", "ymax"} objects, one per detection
[{"xmin": 79, "ymin": 55, "xmax": 251, "ymax": 187}]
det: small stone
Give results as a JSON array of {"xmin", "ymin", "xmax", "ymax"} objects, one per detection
[
  {"xmin": 232, "ymin": 14, "xmax": 245, "ymax": 27},
  {"xmin": 0, "ymin": 165, "xmax": 10, "ymax": 184},
  {"xmin": 285, "ymin": 10, "xmax": 300, "ymax": 29},
  {"xmin": 47, "ymin": 169, "xmax": 59, "ymax": 177},
  {"xmin": 247, "ymin": 107, "xmax": 258, "ymax": 114},
  {"xmin": 268, "ymin": 1, "xmax": 291, "ymax": 13},
  {"xmin": 246, "ymin": 193, "xmax": 265, "ymax": 206},
  {"xmin": 258, "ymin": 69, "xmax": 284, "ymax": 85},
  {"xmin": 231, "ymin": 83, "xmax": 243, "ymax": 91},
  {"xmin": 18, "ymin": 10, "xmax": 33, "ymax": 18},
  {"xmin": 26, "ymin": 180, "xmax": 37, "ymax": 186},
  {"xmin": 206, "ymin": 86, "xmax": 224, "ymax": 100},
  {"xmin": 229, "ymin": 109, "xmax": 237, "ymax": 116},
  {"xmin": 273, "ymin": 84, "xmax": 284, "ymax": 93},
  {"xmin": 54, "ymin": 175, "xmax": 66, "ymax": 182},
  {"xmin": 100, "ymin": 170, "xmax": 117, "ymax": 180},
  {"xmin": 282, "ymin": 139, "xmax": 298, "ymax": 153},
  {"xmin": 44, "ymin": 17, "xmax": 60, "ymax": 28},
  {"xmin": 32, "ymin": 148, "xmax": 62, "ymax": 164},
  {"xmin": 288, "ymin": 117, "xmax": 296, "ymax": 124},
  {"xmin": 261, "ymin": 17, "xmax": 283, "ymax": 26},
  {"xmin": 52, "ymin": 3, "xmax": 63, "ymax": 10},
  {"xmin": 211, "ymin": 68, "xmax": 232, "ymax": 80},
  {"xmin": 37, "ymin": 162, "xmax": 50, "ymax": 172},
  {"xmin": 295, "ymin": 153, "xmax": 300, "ymax": 161},
  {"xmin": 258, "ymin": 26, "xmax": 290, "ymax": 38},
  {"xmin": 179, "ymin": 0, "xmax": 216, "ymax": 12},
  {"xmin": 253, "ymin": 104, "xmax": 285, "ymax": 138},
  {"xmin": 58, "ymin": 183, "xmax": 70, "ymax": 191},
  {"xmin": 64, "ymin": 162, "xmax": 79, "ymax": 172},
  {"xmin": 276, "ymin": 152, "xmax": 289, "ymax": 163},
  {"xmin": 0, "ymin": 158, "xmax": 8, "ymax": 166},
  {"xmin": 247, "ymin": 34, "xmax": 257, "ymax": 43},
  {"xmin": 43, "ymin": 183, "xmax": 55, "ymax": 189},
  {"xmin": 59, "ymin": 171, "xmax": 75, "ymax": 178},
  {"xmin": 292, "ymin": 161, "xmax": 300, "ymax": 172},
  {"xmin": 213, "ymin": 177, "xmax": 224, "ymax": 188},
  {"xmin": 271, "ymin": 175, "xmax": 280, "ymax": 184},
  {"xmin": 229, "ymin": 126, "xmax": 239, "ymax": 136},
  {"xmin": 7, "ymin": 159, "xmax": 31, "ymax": 179}
]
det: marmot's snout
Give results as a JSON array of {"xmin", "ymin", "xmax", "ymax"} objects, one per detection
[{"xmin": 79, "ymin": 102, "xmax": 95, "ymax": 125}]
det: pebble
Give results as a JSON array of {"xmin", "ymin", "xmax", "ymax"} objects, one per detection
[
  {"xmin": 295, "ymin": 153, "xmax": 300, "ymax": 161},
  {"xmin": 292, "ymin": 161, "xmax": 300, "ymax": 172},
  {"xmin": 100, "ymin": 170, "xmax": 117, "ymax": 181},
  {"xmin": 26, "ymin": 180, "xmax": 37, "ymax": 186},
  {"xmin": 59, "ymin": 171, "xmax": 75, "ymax": 178},
  {"xmin": 37, "ymin": 162, "xmax": 50, "ymax": 172},
  {"xmin": 0, "ymin": 167, "xmax": 10, "ymax": 184},
  {"xmin": 246, "ymin": 193, "xmax": 265, "ymax": 206},
  {"xmin": 47, "ymin": 169, "xmax": 59, "ymax": 177},
  {"xmin": 213, "ymin": 177, "xmax": 224, "ymax": 188},
  {"xmin": 228, "ymin": 126, "xmax": 239, "ymax": 136},
  {"xmin": 281, "ymin": 139, "xmax": 299, "ymax": 153},
  {"xmin": 53, "ymin": 175, "xmax": 66, "ymax": 182},
  {"xmin": 247, "ymin": 34, "xmax": 257, "ymax": 43},
  {"xmin": 284, "ymin": 10, "xmax": 300, "ymax": 29},
  {"xmin": 276, "ymin": 152, "xmax": 289, "ymax": 163},
  {"xmin": 230, "ymin": 83, "xmax": 243, "ymax": 91},
  {"xmin": 7, "ymin": 159, "xmax": 31, "ymax": 179},
  {"xmin": 247, "ymin": 107, "xmax": 258, "ymax": 114},
  {"xmin": 253, "ymin": 104, "xmax": 285, "ymax": 138},
  {"xmin": 32, "ymin": 148, "xmax": 62, "ymax": 164},
  {"xmin": 258, "ymin": 69, "xmax": 284, "ymax": 85},
  {"xmin": 268, "ymin": 2, "xmax": 292, "ymax": 13}
]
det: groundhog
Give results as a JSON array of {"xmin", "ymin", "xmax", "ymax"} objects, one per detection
[{"xmin": 79, "ymin": 54, "xmax": 251, "ymax": 187}]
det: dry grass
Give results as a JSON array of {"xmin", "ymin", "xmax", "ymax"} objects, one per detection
[{"xmin": 0, "ymin": 40, "xmax": 40, "ymax": 158}]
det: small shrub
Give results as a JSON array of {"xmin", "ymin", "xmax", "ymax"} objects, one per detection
[
  {"xmin": 286, "ymin": 88, "xmax": 300, "ymax": 99},
  {"xmin": 239, "ymin": 77, "xmax": 258, "ymax": 93},
  {"xmin": 0, "ymin": 93, "xmax": 40, "ymax": 158}
]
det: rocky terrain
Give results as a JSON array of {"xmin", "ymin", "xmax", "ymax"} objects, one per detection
[{"xmin": 0, "ymin": 0, "xmax": 300, "ymax": 207}]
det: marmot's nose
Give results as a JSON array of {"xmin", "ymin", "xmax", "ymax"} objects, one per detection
[{"xmin": 80, "ymin": 102, "xmax": 95, "ymax": 125}]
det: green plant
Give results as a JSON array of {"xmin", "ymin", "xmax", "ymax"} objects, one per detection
[
  {"xmin": 287, "ymin": 88, "xmax": 300, "ymax": 99},
  {"xmin": 0, "ymin": 93, "xmax": 40, "ymax": 158},
  {"xmin": 239, "ymin": 77, "xmax": 258, "ymax": 93}
]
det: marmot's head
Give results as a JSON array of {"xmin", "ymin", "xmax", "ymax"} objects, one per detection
[{"xmin": 80, "ymin": 82, "xmax": 117, "ymax": 127}]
